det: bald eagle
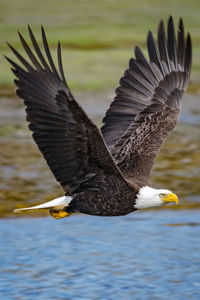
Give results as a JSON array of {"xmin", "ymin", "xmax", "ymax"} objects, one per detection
[{"xmin": 6, "ymin": 16, "xmax": 192, "ymax": 219}]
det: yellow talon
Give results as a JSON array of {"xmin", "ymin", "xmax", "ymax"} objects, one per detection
[{"xmin": 50, "ymin": 208, "xmax": 73, "ymax": 219}]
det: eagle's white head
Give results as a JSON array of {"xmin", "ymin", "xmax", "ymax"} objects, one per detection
[{"xmin": 134, "ymin": 186, "xmax": 178, "ymax": 210}]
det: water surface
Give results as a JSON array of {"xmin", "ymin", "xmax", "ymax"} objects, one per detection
[{"xmin": 1, "ymin": 210, "xmax": 200, "ymax": 299}]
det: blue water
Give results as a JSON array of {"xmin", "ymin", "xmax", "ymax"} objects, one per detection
[{"xmin": 1, "ymin": 210, "xmax": 200, "ymax": 300}]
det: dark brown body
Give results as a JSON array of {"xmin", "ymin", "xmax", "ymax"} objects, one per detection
[{"xmin": 67, "ymin": 178, "xmax": 139, "ymax": 216}]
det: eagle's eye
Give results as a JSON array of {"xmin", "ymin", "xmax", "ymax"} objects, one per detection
[{"xmin": 159, "ymin": 193, "xmax": 166, "ymax": 198}]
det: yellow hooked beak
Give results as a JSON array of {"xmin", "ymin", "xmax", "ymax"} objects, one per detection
[{"xmin": 162, "ymin": 193, "xmax": 178, "ymax": 205}]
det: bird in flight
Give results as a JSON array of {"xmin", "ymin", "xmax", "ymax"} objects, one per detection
[{"xmin": 6, "ymin": 16, "xmax": 192, "ymax": 219}]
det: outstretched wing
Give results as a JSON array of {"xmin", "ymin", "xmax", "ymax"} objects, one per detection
[
  {"xmin": 101, "ymin": 17, "xmax": 192, "ymax": 184},
  {"xmin": 6, "ymin": 26, "xmax": 126, "ymax": 195}
]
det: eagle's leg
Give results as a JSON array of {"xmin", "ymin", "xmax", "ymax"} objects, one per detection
[{"xmin": 49, "ymin": 205, "xmax": 73, "ymax": 219}]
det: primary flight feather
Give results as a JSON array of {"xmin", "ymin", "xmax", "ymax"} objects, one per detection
[{"xmin": 6, "ymin": 17, "xmax": 192, "ymax": 218}]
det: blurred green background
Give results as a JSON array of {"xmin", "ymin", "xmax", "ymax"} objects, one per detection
[
  {"xmin": 0, "ymin": 0, "xmax": 200, "ymax": 217},
  {"xmin": 0, "ymin": 0, "xmax": 200, "ymax": 93}
]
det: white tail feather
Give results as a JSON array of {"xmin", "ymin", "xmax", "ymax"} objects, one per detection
[{"xmin": 13, "ymin": 196, "xmax": 72, "ymax": 213}]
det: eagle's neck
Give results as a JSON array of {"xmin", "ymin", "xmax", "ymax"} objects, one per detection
[{"xmin": 134, "ymin": 186, "xmax": 162, "ymax": 209}]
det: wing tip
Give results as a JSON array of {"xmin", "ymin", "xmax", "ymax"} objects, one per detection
[
  {"xmin": 185, "ymin": 32, "xmax": 192, "ymax": 73},
  {"xmin": 178, "ymin": 17, "xmax": 184, "ymax": 29},
  {"xmin": 158, "ymin": 19, "xmax": 164, "ymax": 33}
]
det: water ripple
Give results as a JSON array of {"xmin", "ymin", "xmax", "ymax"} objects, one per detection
[{"xmin": 1, "ymin": 210, "xmax": 200, "ymax": 299}]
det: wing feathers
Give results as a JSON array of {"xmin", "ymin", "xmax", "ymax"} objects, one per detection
[
  {"xmin": 167, "ymin": 16, "xmax": 177, "ymax": 69},
  {"xmin": 185, "ymin": 33, "xmax": 192, "ymax": 75},
  {"xmin": 147, "ymin": 31, "xmax": 165, "ymax": 76},
  {"xmin": 158, "ymin": 21, "xmax": 171, "ymax": 72},
  {"xmin": 18, "ymin": 31, "xmax": 43, "ymax": 71},
  {"xmin": 129, "ymin": 58, "xmax": 157, "ymax": 86},
  {"xmin": 177, "ymin": 18, "xmax": 185, "ymax": 68},
  {"xmin": 41, "ymin": 26, "xmax": 59, "ymax": 77},
  {"xmin": 101, "ymin": 17, "xmax": 192, "ymax": 183},
  {"xmin": 28, "ymin": 25, "xmax": 51, "ymax": 72},
  {"xmin": 7, "ymin": 26, "xmax": 125, "ymax": 194},
  {"xmin": 57, "ymin": 42, "xmax": 67, "ymax": 85},
  {"xmin": 7, "ymin": 43, "xmax": 34, "ymax": 72},
  {"xmin": 134, "ymin": 46, "xmax": 160, "ymax": 82}
]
